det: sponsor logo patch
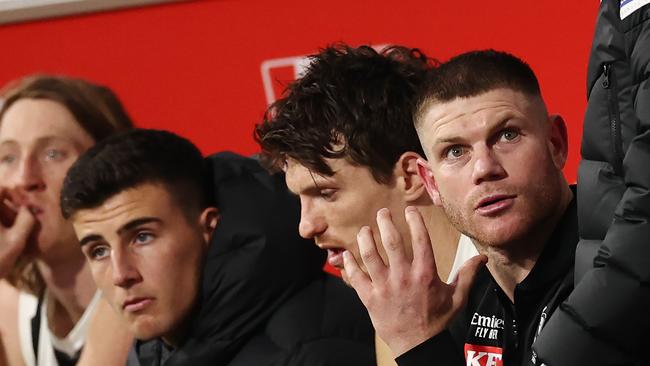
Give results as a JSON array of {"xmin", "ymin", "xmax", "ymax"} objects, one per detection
[
  {"xmin": 470, "ymin": 312, "xmax": 504, "ymax": 340},
  {"xmin": 464, "ymin": 344, "xmax": 503, "ymax": 366}
]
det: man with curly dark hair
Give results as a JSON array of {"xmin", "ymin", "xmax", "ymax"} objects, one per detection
[{"xmin": 255, "ymin": 44, "xmax": 478, "ymax": 365}]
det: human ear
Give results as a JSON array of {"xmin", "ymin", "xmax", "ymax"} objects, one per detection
[
  {"xmin": 394, "ymin": 152, "xmax": 428, "ymax": 203},
  {"xmin": 547, "ymin": 114, "xmax": 568, "ymax": 170},
  {"xmin": 416, "ymin": 158, "xmax": 442, "ymax": 206},
  {"xmin": 200, "ymin": 207, "xmax": 219, "ymax": 246}
]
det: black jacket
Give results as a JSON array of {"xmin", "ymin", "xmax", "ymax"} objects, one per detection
[
  {"xmin": 534, "ymin": 1, "xmax": 650, "ymax": 365},
  {"xmin": 396, "ymin": 189, "xmax": 577, "ymax": 366},
  {"xmin": 134, "ymin": 152, "xmax": 375, "ymax": 366}
]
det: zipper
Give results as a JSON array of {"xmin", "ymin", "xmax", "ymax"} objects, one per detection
[{"xmin": 603, "ymin": 63, "xmax": 624, "ymax": 176}]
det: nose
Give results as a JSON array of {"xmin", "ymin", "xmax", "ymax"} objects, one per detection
[
  {"xmin": 13, "ymin": 156, "xmax": 45, "ymax": 192},
  {"xmin": 298, "ymin": 198, "xmax": 326, "ymax": 239},
  {"xmin": 471, "ymin": 146, "xmax": 507, "ymax": 185},
  {"xmin": 111, "ymin": 249, "xmax": 142, "ymax": 289}
]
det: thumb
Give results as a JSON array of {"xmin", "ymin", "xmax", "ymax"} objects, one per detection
[{"xmin": 451, "ymin": 254, "xmax": 487, "ymax": 309}]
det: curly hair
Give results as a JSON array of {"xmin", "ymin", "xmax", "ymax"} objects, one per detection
[{"xmin": 255, "ymin": 44, "xmax": 435, "ymax": 184}]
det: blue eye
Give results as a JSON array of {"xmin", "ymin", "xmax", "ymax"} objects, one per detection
[
  {"xmin": 44, "ymin": 149, "xmax": 65, "ymax": 161},
  {"xmin": 135, "ymin": 232, "xmax": 154, "ymax": 244},
  {"xmin": 445, "ymin": 146, "xmax": 465, "ymax": 159},
  {"xmin": 89, "ymin": 246, "xmax": 110, "ymax": 260},
  {"xmin": 500, "ymin": 129, "xmax": 520, "ymax": 141},
  {"xmin": 0, "ymin": 154, "xmax": 16, "ymax": 164}
]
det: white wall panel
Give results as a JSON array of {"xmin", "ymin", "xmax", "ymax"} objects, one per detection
[{"xmin": 0, "ymin": 0, "xmax": 183, "ymax": 25}]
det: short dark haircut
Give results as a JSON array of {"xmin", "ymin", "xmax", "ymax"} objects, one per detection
[
  {"xmin": 61, "ymin": 129, "xmax": 208, "ymax": 220},
  {"xmin": 414, "ymin": 49, "xmax": 541, "ymax": 127},
  {"xmin": 255, "ymin": 44, "xmax": 434, "ymax": 184}
]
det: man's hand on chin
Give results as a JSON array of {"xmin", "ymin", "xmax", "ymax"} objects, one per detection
[{"xmin": 344, "ymin": 206, "xmax": 487, "ymax": 357}]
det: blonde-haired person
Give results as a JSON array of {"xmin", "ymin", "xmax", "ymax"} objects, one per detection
[{"xmin": 0, "ymin": 75, "xmax": 133, "ymax": 366}]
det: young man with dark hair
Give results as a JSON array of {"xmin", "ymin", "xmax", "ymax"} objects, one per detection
[
  {"xmin": 60, "ymin": 129, "xmax": 375, "ymax": 366},
  {"xmin": 343, "ymin": 50, "xmax": 577, "ymax": 365},
  {"xmin": 255, "ymin": 44, "xmax": 478, "ymax": 364}
]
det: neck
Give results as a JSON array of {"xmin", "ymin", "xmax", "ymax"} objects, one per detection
[
  {"xmin": 161, "ymin": 317, "xmax": 191, "ymax": 349},
  {"xmin": 36, "ymin": 245, "xmax": 96, "ymax": 328},
  {"xmin": 479, "ymin": 184, "xmax": 573, "ymax": 302},
  {"xmin": 417, "ymin": 203, "xmax": 460, "ymax": 281},
  {"xmin": 481, "ymin": 243, "xmax": 541, "ymax": 302}
]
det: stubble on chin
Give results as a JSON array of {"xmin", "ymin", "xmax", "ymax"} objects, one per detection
[{"xmin": 438, "ymin": 179, "xmax": 563, "ymax": 251}]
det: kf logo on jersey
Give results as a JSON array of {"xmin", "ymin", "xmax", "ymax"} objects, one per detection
[{"xmin": 464, "ymin": 344, "xmax": 503, "ymax": 366}]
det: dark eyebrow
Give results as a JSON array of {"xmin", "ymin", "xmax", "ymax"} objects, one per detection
[
  {"xmin": 78, "ymin": 217, "xmax": 162, "ymax": 247},
  {"xmin": 486, "ymin": 117, "xmax": 517, "ymax": 140},
  {"xmin": 79, "ymin": 234, "xmax": 103, "ymax": 247},
  {"xmin": 117, "ymin": 217, "xmax": 162, "ymax": 236}
]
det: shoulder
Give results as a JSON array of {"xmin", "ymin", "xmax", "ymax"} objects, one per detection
[
  {"xmin": 77, "ymin": 297, "xmax": 133, "ymax": 366},
  {"xmin": 263, "ymin": 274, "xmax": 375, "ymax": 366},
  {"xmin": 224, "ymin": 274, "xmax": 375, "ymax": 366},
  {"xmin": 204, "ymin": 152, "xmax": 267, "ymax": 187},
  {"xmin": 449, "ymin": 266, "xmax": 493, "ymax": 336},
  {"xmin": 0, "ymin": 280, "xmax": 27, "ymax": 366},
  {"xmin": 0, "ymin": 280, "xmax": 20, "ymax": 321},
  {"xmin": 447, "ymin": 235, "xmax": 479, "ymax": 283},
  {"xmin": 204, "ymin": 151, "xmax": 299, "ymax": 236}
]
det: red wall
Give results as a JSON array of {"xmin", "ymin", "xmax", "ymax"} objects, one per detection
[{"xmin": 0, "ymin": 0, "xmax": 599, "ymax": 182}]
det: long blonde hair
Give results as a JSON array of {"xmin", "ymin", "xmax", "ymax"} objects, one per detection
[{"xmin": 0, "ymin": 74, "xmax": 134, "ymax": 295}]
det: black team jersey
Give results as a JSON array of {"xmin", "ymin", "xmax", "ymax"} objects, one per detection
[{"xmin": 397, "ymin": 186, "xmax": 577, "ymax": 366}]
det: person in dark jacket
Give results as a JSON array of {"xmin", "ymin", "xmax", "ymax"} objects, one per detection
[
  {"xmin": 533, "ymin": 1, "xmax": 650, "ymax": 365},
  {"xmin": 342, "ymin": 50, "xmax": 576, "ymax": 366},
  {"xmin": 59, "ymin": 129, "xmax": 375, "ymax": 366}
]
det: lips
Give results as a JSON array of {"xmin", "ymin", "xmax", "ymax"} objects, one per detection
[
  {"xmin": 14, "ymin": 195, "xmax": 44, "ymax": 216},
  {"xmin": 122, "ymin": 297, "xmax": 154, "ymax": 313},
  {"xmin": 25, "ymin": 204, "xmax": 43, "ymax": 216},
  {"xmin": 326, "ymin": 248, "xmax": 345, "ymax": 268},
  {"xmin": 315, "ymin": 239, "xmax": 346, "ymax": 269},
  {"xmin": 1, "ymin": 193, "xmax": 43, "ymax": 218},
  {"xmin": 475, "ymin": 194, "xmax": 516, "ymax": 216}
]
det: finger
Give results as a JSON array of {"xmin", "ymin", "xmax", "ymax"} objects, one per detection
[
  {"xmin": 7, "ymin": 206, "xmax": 36, "ymax": 250},
  {"xmin": 0, "ymin": 189, "xmax": 16, "ymax": 227},
  {"xmin": 451, "ymin": 254, "xmax": 488, "ymax": 309},
  {"xmin": 376, "ymin": 208, "xmax": 408, "ymax": 272},
  {"xmin": 405, "ymin": 206, "xmax": 438, "ymax": 279},
  {"xmin": 357, "ymin": 225, "xmax": 388, "ymax": 282},
  {"xmin": 0, "ymin": 202, "xmax": 14, "ymax": 227},
  {"xmin": 342, "ymin": 250, "xmax": 373, "ymax": 304},
  {"xmin": 6, "ymin": 188, "xmax": 25, "ymax": 207}
]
